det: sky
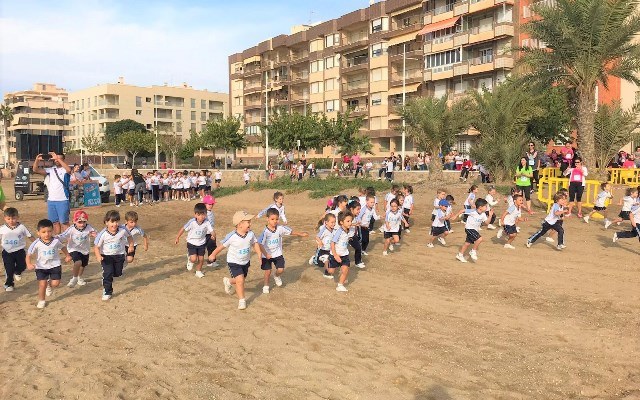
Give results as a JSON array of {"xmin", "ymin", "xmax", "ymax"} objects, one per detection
[{"xmin": 0, "ymin": 0, "xmax": 374, "ymax": 96}]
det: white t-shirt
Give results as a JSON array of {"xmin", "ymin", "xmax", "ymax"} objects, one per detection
[
  {"xmin": 432, "ymin": 197, "xmax": 441, "ymax": 216},
  {"xmin": 331, "ymin": 227, "xmax": 350, "ymax": 257},
  {"xmin": 258, "ymin": 225, "xmax": 292, "ymax": 259},
  {"xmin": 485, "ymin": 194, "xmax": 498, "ymax": 211},
  {"xmin": 94, "ymin": 227, "xmax": 131, "ymax": 255},
  {"xmin": 182, "ymin": 218, "xmax": 213, "ymax": 246},
  {"xmin": 384, "ymin": 209, "xmax": 403, "ymax": 233},
  {"xmin": 58, "ymin": 224, "xmax": 97, "ymax": 255},
  {"xmin": 544, "ymin": 204, "xmax": 564, "ymax": 225},
  {"xmin": 28, "ymin": 238, "xmax": 64, "ymax": 270},
  {"xmin": 243, "ymin": 173, "xmax": 250, "ymax": 181},
  {"xmin": 127, "ymin": 180, "xmax": 135, "ymax": 190},
  {"xmin": 45, "ymin": 166, "xmax": 69, "ymax": 201},
  {"xmin": 206, "ymin": 210, "xmax": 215, "ymax": 228},
  {"xmin": 197, "ymin": 176, "xmax": 206, "ymax": 186},
  {"xmin": 222, "ymin": 230, "xmax": 256, "ymax": 265},
  {"xmin": 432, "ymin": 209, "xmax": 446, "ymax": 228},
  {"xmin": 114, "ymin": 180, "xmax": 123, "ymax": 195},
  {"xmin": 386, "ymin": 162, "xmax": 394, "ymax": 173},
  {"xmin": 123, "ymin": 225, "xmax": 146, "ymax": 246},
  {"xmin": 595, "ymin": 190, "xmax": 612, "ymax": 208},
  {"xmin": 384, "ymin": 192, "xmax": 395, "ymax": 211},
  {"xmin": 182, "ymin": 177, "xmax": 191, "ymax": 189},
  {"xmin": 215, "ymin": 172, "xmax": 223, "ymax": 180},
  {"xmin": 403, "ymin": 194, "xmax": 414, "ymax": 210},
  {"xmin": 464, "ymin": 193, "xmax": 476, "ymax": 209},
  {"xmin": 503, "ymin": 205, "xmax": 521, "ymax": 226},
  {"xmin": 297, "ymin": 164, "xmax": 304, "ymax": 174},
  {"xmin": 358, "ymin": 205, "xmax": 376, "ymax": 226},
  {"xmin": 258, "ymin": 203, "xmax": 287, "ymax": 224},
  {"xmin": 0, "ymin": 223, "xmax": 32, "ymax": 253},
  {"xmin": 621, "ymin": 196, "xmax": 635, "ymax": 212},
  {"xmin": 316, "ymin": 225, "xmax": 334, "ymax": 251},
  {"xmin": 465, "ymin": 211, "xmax": 487, "ymax": 230}
]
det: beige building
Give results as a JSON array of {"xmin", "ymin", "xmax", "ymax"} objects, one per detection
[
  {"xmin": 2, "ymin": 83, "xmax": 70, "ymax": 163},
  {"xmin": 229, "ymin": 0, "xmax": 517, "ymax": 160},
  {"xmin": 68, "ymin": 77, "xmax": 228, "ymax": 152}
]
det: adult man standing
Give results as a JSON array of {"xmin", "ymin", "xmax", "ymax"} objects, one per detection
[
  {"xmin": 526, "ymin": 142, "xmax": 541, "ymax": 191},
  {"xmin": 33, "ymin": 152, "xmax": 71, "ymax": 234}
]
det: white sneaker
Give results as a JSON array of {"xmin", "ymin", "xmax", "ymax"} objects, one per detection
[
  {"xmin": 613, "ymin": 233, "xmax": 618, "ymax": 243},
  {"xmin": 207, "ymin": 261, "xmax": 219, "ymax": 268},
  {"xmin": 389, "ymin": 244, "xmax": 394, "ymax": 251},
  {"xmin": 361, "ymin": 250, "xmax": 368, "ymax": 256},
  {"xmin": 186, "ymin": 260, "xmax": 194, "ymax": 271},
  {"xmin": 273, "ymin": 275, "xmax": 283, "ymax": 287},
  {"xmin": 67, "ymin": 277, "xmax": 78, "ymax": 288},
  {"xmin": 238, "ymin": 299, "xmax": 247, "ymax": 310},
  {"xmin": 378, "ymin": 226, "xmax": 384, "ymax": 233},
  {"xmin": 37, "ymin": 300, "xmax": 46, "ymax": 309},
  {"xmin": 77, "ymin": 277, "xmax": 87, "ymax": 286},
  {"xmin": 426, "ymin": 243, "xmax": 434, "ymax": 248},
  {"xmin": 262, "ymin": 286, "xmax": 270, "ymax": 294},
  {"xmin": 355, "ymin": 263, "xmax": 366, "ymax": 269},
  {"xmin": 545, "ymin": 237, "xmax": 555, "ymax": 243},
  {"xmin": 526, "ymin": 241, "xmax": 532, "ymax": 248},
  {"xmin": 195, "ymin": 271, "xmax": 205, "ymax": 278},
  {"xmin": 382, "ymin": 251, "xmax": 388, "ymax": 256},
  {"xmin": 102, "ymin": 294, "xmax": 112, "ymax": 301},
  {"xmin": 456, "ymin": 253, "xmax": 467, "ymax": 263},
  {"xmin": 437, "ymin": 237, "xmax": 446, "ymax": 246},
  {"xmin": 604, "ymin": 220, "xmax": 612, "ymax": 229},
  {"xmin": 5, "ymin": 285, "xmax": 14, "ymax": 292},
  {"xmin": 14, "ymin": 274, "xmax": 21, "ymax": 282},
  {"xmin": 504, "ymin": 244, "xmax": 515, "ymax": 249},
  {"xmin": 557, "ymin": 244, "xmax": 566, "ymax": 250},
  {"xmin": 405, "ymin": 229, "xmax": 411, "ymax": 233},
  {"xmin": 516, "ymin": 227, "xmax": 521, "ymax": 233},
  {"xmin": 448, "ymin": 229, "xmax": 454, "ymax": 234},
  {"xmin": 583, "ymin": 215, "xmax": 590, "ymax": 223},
  {"xmin": 323, "ymin": 273, "xmax": 334, "ymax": 279},
  {"xmin": 469, "ymin": 250, "xmax": 478, "ymax": 261},
  {"xmin": 487, "ymin": 224, "xmax": 496, "ymax": 230},
  {"xmin": 308, "ymin": 256, "xmax": 315, "ymax": 265},
  {"xmin": 46, "ymin": 285, "xmax": 53, "ymax": 297},
  {"xmin": 223, "ymin": 277, "xmax": 232, "ymax": 294},
  {"xmin": 336, "ymin": 284, "xmax": 348, "ymax": 292},
  {"xmin": 496, "ymin": 229, "xmax": 503, "ymax": 239}
]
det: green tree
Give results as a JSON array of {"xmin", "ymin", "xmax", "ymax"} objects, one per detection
[
  {"xmin": 110, "ymin": 130, "xmax": 154, "ymax": 167},
  {"xmin": 594, "ymin": 101, "xmax": 640, "ymax": 173},
  {"xmin": 200, "ymin": 116, "xmax": 246, "ymax": 169},
  {"xmin": 520, "ymin": 0, "xmax": 640, "ymax": 175},
  {"xmin": 0, "ymin": 104, "xmax": 13, "ymax": 164},
  {"xmin": 526, "ymin": 85, "xmax": 573, "ymax": 145},
  {"xmin": 330, "ymin": 111, "xmax": 369, "ymax": 156},
  {"xmin": 104, "ymin": 119, "xmax": 147, "ymax": 142},
  {"xmin": 401, "ymin": 96, "xmax": 471, "ymax": 181},
  {"xmin": 81, "ymin": 130, "xmax": 107, "ymax": 166},
  {"xmin": 262, "ymin": 109, "xmax": 327, "ymax": 155},
  {"xmin": 180, "ymin": 130, "xmax": 201, "ymax": 161},
  {"xmin": 159, "ymin": 132, "xmax": 183, "ymax": 169}
]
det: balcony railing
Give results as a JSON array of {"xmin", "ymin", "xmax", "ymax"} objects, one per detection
[
  {"xmin": 344, "ymin": 56, "xmax": 369, "ymax": 68},
  {"xmin": 433, "ymin": 3, "xmax": 454, "ymax": 15},
  {"xmin": 470, "ymin": 55, "xmax": 494, "ymax": 66},
  {"xmin": 342, "ymin": 80, "xmax": 368, "ymax": 92},
  {"xmin": 291, "ymin": 51, "xmax": 309, "ymax": 61},
  {"xmin": 97, "ymin": 99, "xmax": 119, "ymax": 106}
]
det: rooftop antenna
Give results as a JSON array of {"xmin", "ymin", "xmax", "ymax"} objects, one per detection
[{"xmin": 308, "ymin": 10, "xmax": 314, "ymax": 25}]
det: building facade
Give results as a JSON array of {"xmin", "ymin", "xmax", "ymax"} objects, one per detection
[
  {"xmin": 229, "ymin": 0, "xmax": 519, "ymax": 160},
  {"xmin": 68, "ymin": 78, "xmax": 228, "ymax": 152},
  {"xmin": 3, "ymin": 83, "xmax": 70, "ymax": 163}
]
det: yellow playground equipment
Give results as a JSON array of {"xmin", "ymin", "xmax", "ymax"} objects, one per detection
[{"xmin": 536, "ymin": 176, "xmax": 609, "ymax": 218}]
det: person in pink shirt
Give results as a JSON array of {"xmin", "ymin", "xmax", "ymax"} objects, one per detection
[
  {"xmin": 563, "ymin": 157, "xmax": 588, "ymax": 217},
  {"xmin": 560, "ymin": 141, "xmax": 574, "ymax": 172}
]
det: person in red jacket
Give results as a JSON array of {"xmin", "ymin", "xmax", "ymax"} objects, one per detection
[{"xmin": 459, "ymin": 159, "xmax": 473, "ymax": 182}]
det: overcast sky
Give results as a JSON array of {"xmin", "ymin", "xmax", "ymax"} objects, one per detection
[{"xmin": 0, "ymin": 0, "xmax": 373, "ymax": 96}]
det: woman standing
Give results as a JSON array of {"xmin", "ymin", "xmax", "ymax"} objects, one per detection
[
  {"xmin": 564, "ymin": 157, "xmax": 588, "ymax": 217},
  {"xmin": 516, "ymin": 157, "xmax": 534, "ymax": 214}
]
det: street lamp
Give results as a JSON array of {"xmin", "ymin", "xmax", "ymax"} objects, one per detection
[
  {"xmin": 154, "ymin": 98, "xmax": 169, "ymax": 169},
  {"xmin": 402, "ymin": 42, "xmax": 421, "ymax": 167},
  {"xmin": 264, "ymin": 70, "xmax": 269, "ymax": 170}
]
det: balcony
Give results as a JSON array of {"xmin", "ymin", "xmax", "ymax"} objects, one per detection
[
  {"xmin": 342, "ymin": 56, "xmax": 369, "ymax": 73},
  {"xmin": 342, "ymin": 80, "xmax": 368, "ymax": 97},
  {"xmin": 290, "ymin": 51, "xmax": 309, "ymax": 65},
  {"xmin": 97, "ymin": 99, "xmax": 119, "ymax": 107},
  {"xmin": 244, "ymin": 64, "xmax": 262, "ymax": 76},
  {"xmin": 454, "ymin": 1, "xmax": 470, "ymax": 15},
  {"xmin": 466, "ymin": 55, "xmax": 515, "ymax": 74},
  {"xmin": 389, "ymin": 48, "xmax": 423, "ymax": 61},
  {"xmin": 390, "ymin": 70, "xmax": 423, "ymax": 87},
  {"xmin": 424, "ymin": 65, "xmax": 455, "ymax": 81},
  {"xmin": 290, "ymin": 95, "xmax": 309, "ymax": 106},
  {"xmin": 243, "ymin": 84, "xmax": 263, "ymax": 95},
  {"xmin": 430, "ymin": 3, "xmax": 455, "ymax": 23},
  {"xmin": 336, "ymin": 36, "xmax": 369, "ymax": 52},
  {"xmin": 347, "ymin": 105, "xmax": 368, "ymax": 117},
  {"xmin": 469, "ymin": 0, "xmax": 515, "ymax": 13},
  {"xmin": 291, "ymin": 71, "xmax": 309, "ymax": 83},
  {"xmin": 454, "ymin": 62, "xmax": 469, "ymax": 76},
  {"xmin": 384, "ymin": 19, "xmax": 422, "ymax": 39},
  {"xmin": 468, "ymin": 22, "xmax": 514, "ymax": 45},
  {"xmin": 272, "ymin": 75, "xmax": 290, "ymax": 85},
  {"xmin": 99, "ymin": 112, "xmax": 120, "ymax": 120}
]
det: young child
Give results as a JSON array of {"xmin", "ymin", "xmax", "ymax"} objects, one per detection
[
  {"xmin": 59, "ymin": 210, "xmax": 97, "ymax": 288},
  {"xmin": 114, "ymin": 175, "xmax": 124, "ymax": 207},
  {"xmin": 197, "ymin": 171, "xmax": 207, "ymax": 198},
  {"xmin": 127, "ymin": 176, "xmax": 136, "ymax": 206},
  {"xmin": 456, "ymin": 198, "xmax": 493, "ymax": 263},
  {"xmin": 461, "ymin": 185, "xmax": 479, "ymax": 223},
  {"xmin": 357, "ymin": 195, "xmax": 377, "ymax": 256},
  {"xmin": 175, "ymin": 203, "xmax": 214, "ymax": 278},
  {"xmin": 382, "ymin": 199, "xmax": 407, "ymax": 256},
  {"xmin": 327, "ymin": 195, "xmax": 349, "ymax": 218},
  {"xmin": 123, "ymin": 211, "xmax": 149, "ymax": 264},
  {"xmin": 613, "ymin": 200, "xmax": 640, "ymax": 243},
  {"xmin": 445, "ymin": 194, "xmax": 455, "ymax": 233},
  {"xmin": 497, "ymin": 194, "xmax": 526, "ymax": 249},
  {"xmin": 432, "ymin": 189, "xmax": 447, "ymax": 223},
  {"xmin": 544, "ymin": 187, "xmax": 568, "ymax": 243},
  {"xmin": 609, "ymin": 187, "xmax": 638, "ymax": 228},
  {"xmin": 427, "ymin": 199, "xmax": 451, "ymax": 248},
  {"xmin": 257, "ymin": 208, "xmax": 308, "ymax": 293},
  {"xmin": 243, "ymin": 168, "xmax": 250, "ymax": 185},
  {"xmin": 314, "ymin": 213, "xmax": 336, "ymax": 271},
  {"xmin": 202, "ymin": 195, "xmax": 219, "ymax": 267},
  {"xmin": 584, "ymin": 182, "xmax": 613, "ymax": 226},
  {"xmin": 384, "ymin": 184, "xmax": 400, "ymax": 213},
  {"xmin": 297, "ymin": 161, "xmax": 304, "ymax": 181},
  {"xmin": 0, "ymin": 207, "xmax": 33, "ymax": 291},
  {"xmin": 26, "ymin": 219, "xmax": 69, "ymax": 308},
  {"xmin": 347, "ymin": 201, "xmax": 365, "ymax": 269},
  {"xmin": 94, "ymin": 210, "xmax": 135, "ymax": 301},
  {"xmin": 527, "ymin": 193, "xmax": 568, "ymax": 250},
  {"xmin": 402, "ymin": 185, "xmax": 414, "ymax": 233},
  {"xmin": 257, "ymin": 191, "xmax": 288, "ymax": 224},
  {"xmin": 326, "ymin": 211, "xmax": 353, "ymax": 292},
  {"xmin": 485, "ymin": 186, "xmax": 499, "ymax": 230},
  {"xmin": 208, "ymin": 211, "xmax": 262, "ymax": 310},
  {"xmin": 214, "ymin": 169, "xmax": 222, "ymax": 189}
]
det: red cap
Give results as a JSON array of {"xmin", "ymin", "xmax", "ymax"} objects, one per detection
[{"xmin": 73, "ymin": 210, "xmax": 89, "ymax": 222}]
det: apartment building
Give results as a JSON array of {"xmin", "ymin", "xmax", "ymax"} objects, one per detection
[
  {"xmin": 2, "ymin": 83, "xmax": 70, "ymax": 163},
  {"xmin": 229, "ymin": 0, "xmax": 518, "ymax": 159},
  {"xmin": 68, "ymin": 78, "xmax": 228, "ymax": 151}
]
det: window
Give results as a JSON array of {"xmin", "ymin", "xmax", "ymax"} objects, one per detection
[
  {"xmin": 325, "ymin": 100, "xmax": 339, "ymax": 112},
  {"xmin": 310, "ymin": 60, "xmax": 324, "ymax": 73},
  {"xmin": 135, "ymin": 110, "xmax": 142, "ymax": 115},
  {"xmin": 379, "ymin": 137, "xmax": 390, "ymax": 151},
  {"xmin": 310, "ymin": 39, "xmax": 323, "ymax": 52},
  {"xmin": 325, "ymin": 33, "xmax": 339, "ymax": 48},
  {"xmin": 199, "ymin": 100, "xmax": 205, "ymax": 109},
  {"xmin": 81, "ymin": 99, "xmax": 84, "ymax": 109},
  {"xmin": 176, "ymin": 122, "xmax": 182, "ymax": 132},
  {"xmin": 311, "ymin": 103, "xmax": 323, "ymax": 113},
  {"xmin": 370, "ymin": 67, "xmax": 388, "ymax": 82},
  {"xmin": 454, "ymin": 81, "xmax": 468, "ymax": 93},
  {"xmin": 136, "ymin": 96, "xmax": 142, "ymax": 107},
  {"xmin": 190, "ymin": 98, "xmax": 196, "ymax": 108},
  {"xmin": 233, "ymin": 80, "xmax": 242, "ymax": 90},
  {"xmin": 371, "ymin": 43, "xmax": 387, "ymax": 58},
  {"xmin": 371, "ymin": 17, "xmax": 388, "ymax": 33},
  {"xmin": 425, "ymin": 49, "xmax": 461, "ymax": 69},
  {"xmin": 371, "ymin": 92, "xmax": 383, "ymax": 106},
  {"xmin": 324, "ymin": 78, "xmax": 336, "ymax": 91},
  {"xmin": 478, "ymin": 77, "xmax": 494, "ymax": 91},
  {"xmin": 201, "ymin": 112, "xmax": 207, "ymax": 121},
  {"xmin": 325, "ymin": 56, "xmax": 335, "ymax": 69},
  {"xmin": 310, "ymin": 81, "xmax": 324, "ymax": 94},
  {"xmin": 479, "ymin": 48, "xmax": 493, "ymax": 64},
  {"xmin": 191, "ymin": 111, "xmax": 196, "ymax": 120},
  {"xmin": 234, "ymin": 97, "xmax": 242, "ymax": 106},
  {"xmin": 245, "ymin": 125, "xmax": 261, "ymax": 135},
  {"xmin": 176, "ymin": 110, "xmax": 182, "ymax": 119},
  {"xmin": 146, "ymin": 97, "xmax": 151, "ymax": 103},
  {"xmin": 191, "ymin": 123, "xmax": 196, "ymax": 132}
]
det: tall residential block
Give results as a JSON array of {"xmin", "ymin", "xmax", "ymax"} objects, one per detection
[
  {"xmin": 229, "ymin": 0, "xmax": 518, "ymax": 159},
  {"xmin": 68, "ymin": 78, "xmax": 228, "ymax": 151},
  {"xmin": 3, "ymin": 83, "xmax": 70, "ymax": 162}
]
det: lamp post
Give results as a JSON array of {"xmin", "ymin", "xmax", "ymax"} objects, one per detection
[
  {"xmin": 264, "ymin": 70, "xmax": 269, "ymax": 170},
  {"xmin": 402, "ymin": 42, "xmax": 407, "ymax": 166},
  {"xmin": 154, "ymin": 98, "xmax": 168, "ymax": 169}
]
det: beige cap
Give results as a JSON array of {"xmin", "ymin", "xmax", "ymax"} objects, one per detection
[{"xmin": 232, "ymin": 210, "xmax": 255, "ymax": 226}]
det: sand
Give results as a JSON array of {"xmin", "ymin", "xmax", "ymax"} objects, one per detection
[{"xmin": 1, "ymin": 181, "xmax": 639, "ymax": 400}]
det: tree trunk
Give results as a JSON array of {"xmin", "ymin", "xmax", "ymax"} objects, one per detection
[
  {"xmin": 131, "ymin": 152, "xmax": 137, "ymax": 167},
  {"xmin": 3, "ymin": 124, "xmax": 8, "ymax": 165},
  {"xmin": 171, "ymin": 152, "xmax": 176, "ymax": 169},
  {"xmin": 428, "ymin": 145, "xmax": 444, "ymax": 181},
  {"xmin": 576, "ymin": 88, "xmax": 598, "ymax": 177},
  {"xmin": 224, "ymin": 149, "xmax": 228, "ymax": 170}
]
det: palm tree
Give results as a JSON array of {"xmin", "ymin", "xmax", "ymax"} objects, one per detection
[
  {"xmin": 0, "ymin": 104, "xmax": 13, "ymax": 164},
  {"xmin": 520, "ymin": 0, "xmax": 640, "ymax": 174},
  {"xmin": 593, "ymin": 101, "xmax": 640, "ymax": 172}
]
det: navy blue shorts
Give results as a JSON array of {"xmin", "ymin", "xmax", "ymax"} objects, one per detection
[
  {"xmin": 384, "ymin": 231, "xmax": 399, "ymax": 239},
  {"xmin": 619, "ymin": 211, "xmax": 631, "ymax": 220},
  {"xmin": 431, "ymin": 226, "xmax": 447, "ymax": 237},
  {"xmin": 70, "ymin": 251, "xmax": 90, "ymax": 267},
  {"xmin": 594, "ymin": 206, "xmax": 606, "ymax": 211},
  {"xmin": 187, "ymin": 243, "xmax": 206, "ymax": 256},
  {"xmin": 261, "ymin": 255, "xmax": 285, "ymax": 270},
  {"xmin": 329, "ymin": 254, "xmax": 350, "ymax": 269},
  {"xmin": 503, "ymin": 225, "xmax": 518, "ymax": 235},
  {"xmin": 36, "ymin": 266, "xmax": 62, "ymax": 281},
  {"xmin": 124, "ymin": 245, "xmax": 137, "ymax": 258},
  {"xmin": 228, "ymin": 262, "xmax": 249, "ymax": 278},
  {"xmin": 465, "ymin": 229, "xmax": 481, "ymax": 244}
]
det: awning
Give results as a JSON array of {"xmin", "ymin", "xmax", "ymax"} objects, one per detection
[
  {"xmin": 388, "ymin": 83, "xmax": 421, "ymax": 96},
  {"xmin": 243, "ymin": 55, "xmax": 261, "ymax": 64},
  {"xmin": 387, "ymin": 31, "xmax": 420, "ymax": 47},
  {"xmin": 417, "ymin": 16, "xmax": 460, "ymax": 36}
]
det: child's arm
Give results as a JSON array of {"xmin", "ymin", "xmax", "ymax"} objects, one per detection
[
  {"xmin": 499, "ymin": 210, "xmax": 508, "ymax": 226},
  {"xmin": 208, "ymin": 244, "xmax": 225, "ymax": 261},
  {"xmin": 26, "ymin": 252, "xmax": 35, "ymax": 270},
  {"xmin": 93, "ymin": 244, "xmax": 102, "ymax": 262},
  {"xmin": 174, "ymin": 227, "xmax": 185, "ymax": 245},
  {"xmin": 252, "ymin": 242, "xmax": 263, "ymax": 258},
  {"xmin": 259, "ymin": 243, "xmax": 271, "ymax": 259},
  {"xmin": 402, "ymin": 216, "xmax": 409, "ymax": 227},
  {"xmin": 330, "ymin": 241, "xmax": 341, "ymax": 263},
  {"xmin": 291, "ymin": 230, "xmax": 309, "ymax": 238},
  {"xmin": 315, "ymin": 237, "xmax": 322, "ymax": 248},
  {"xmin": 143, "ymin": 234, "xmax": 149, "ymax": 251},
  {"xmin": 60, "ymin": 246, "xmax": 70, "ymax": 262},
  {"xmin": 127, "ymin": 236, "xmax": 135, "ymax": 253}
]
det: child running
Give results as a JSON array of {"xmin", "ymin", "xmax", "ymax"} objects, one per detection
[
  {"xmin": 347, "ymin": 200, "xmax": 365, "ymax": 269},
  {"xmin": 327, "ymin": 211, "xmax": 353, "ymax": 292},
  {"xmin": 94, "ymin": 210, "xmax": 135, "ymax": 301},
  {"xmin": 613, "ymin": 200, "xmax": 640, "ymax": 243},
  {"xmin": 0, "ymin": 207, "xmax": 33, "ymax": 291},
  {"xmin": 257, "ymin": 191, "xmax": 288, "ymax": 224},
  {"xmin": 175, "ymin": 203, "xmax": 214, "ymax": 278},
  {"xmin": 59, "ymin": 210, "xmax": 97, "ymax": 288},
  {"xmin": 202, "ymin": 195, "xmax": 219, "ymax": 267},
  {"xmin": 123, "ymin": 211, "xmax": 149, "ymax": 265},
  {"xmin": 583, "ymin": 182, "xmax": 613, "ymax": 227},
  {"xmin": 485, "ymin": 186, "xmax": 499, "ymax": 230},
  {"xmin": 402, "ymin": 185, "xmax": 414, "ymax": 233},
  {"xmin": 461, "ymin": 185, "xmax": 478, "ymax": 223},
  {"xmin": 609, "ymin": 187, "xmax": 638, "ymax": 228},
  {"xmin": 382, "ymin": 199, "xmax": 407, "ymax": 256},
  {"xmin": 526, "ymin": 193, "xmax": 567, "ymax": 250},
  {"xmin": 26, "ymin": 219, "xmax": 69, "ymax": 308},
  {"xmin": 427, "ymin": 199, "xmax": 451, "ymax": 248},
  {"xmin": 313, "ymin": 213, "xmax": 336, "ymax": 271},
  {"xmin": 208, "ymin": 211, "xmax": 262, "ymax": 310},
  {"xmin": 497, "ymin": 194, "xmax": 526, "ymax": 249},
  {"xmin": 456, "ymin": 198, "xmax": 493, "ymax": 263},
  {"xmin": 257, "ymin": 208, "xmax": 308, "ymax": 293},
  {"xmin": 357, "ymin": 195, "xmax": 377, "ymax": 256}
]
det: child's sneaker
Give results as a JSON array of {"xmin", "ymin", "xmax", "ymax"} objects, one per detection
[
  {"xmin": 355, "ymin": 263, "xmax": 366, "ymax": 269},
  {"xmin": 361, "ymin": 250, "xmax": 369, "ymax": 256},
  {"xmin": 323, "ymin": 273, "xmax": 334, "ymax": 279},
  {"xmin": 455, "ymin": 253, "xmax": 467, "ymax": 263},
  {"xmin": 469, "ymin": 250, "xmax": 478, "ymax": 261},
  {"xmin": 487, "ymin": 224, "xmax": 496, "ymax": 230},
  {"xmin": 207, "ymin": 261, "xmax": 220, "ymax": 268},
  {"xmin": 14, "ymin": 274, "xmax": 21, "ymax": 282},
  {"xmin": 77, "ymin": 277, "xmax": 87, "ymax": 286},
  {"xmin": 557, "ymin": 244, "xmax": 566, "ymax": 250},
  {"xmin": 67, "ymin": 277, "xmax": 78, "ymax": 288},
  {"xmin": 5, "ymin": 285, "xmax": 14, "ymax": 292},
  {"xmin": 405, "ymin": 229, "xmax": 411, "ymax": 233},
  {"xmin": 336, "ymin": 284, "xmax": 348, "ymax": 292},
  {"xmin": 389, "ymin": 244, "xmax": 394, "ymax": 251},
  {"xmin": 238, "ymin": 299, "xmax": 247, "ymax": 310},
  {"xmin": 102, "ymin": 294, "xmax": 112, "ymax": 301},
  {"xmin": 273, "ymin": 275, "xmax": 283, "ymax": 287},
  {"xmin": 504, "ymin": 244, "xmax": 515, "ymax": 249},
  {"xmin": 382, "ymin": 251, "xmax": 388, "ymax": 256},
  {"xmin": 604, "ymin": 220, "xmax": 612, "ymax": 229},
  {"xmin": 526, "ymin": 241, "xmax": 532, "ymax": 248},
  {"xmin": 308, "ymin": 256, "xmax": 315, "ymax": 265},
  {"xmin": 186, "ymin": 259, "xmax": 194, "ymax": 271},
  {"xmin": 36, "ymin": 300, "xmax": 46, "ymax": 309},
  {"xmin": 613, "ymin": 233, "xmax": 618, "ymax": 243},
  {"xmin": 195, "ymin": 271, "xmax": 205, "ymax": 278},
  {"xmin": 437, "ymin": 237, "xmax": 447, "ymax": 246},
  {"xmin": 516, "ymin": 227, "xmax": 521, "ymax": 233},
  {"xmin": 262, "ymin": 286, "xmax": 270, "ymax": 294},
  {"xmin": 46, "ymin": 285, "xmax": 53, "ymax": 297},
  {"xmin": 583, "ymin": 215, "xmax": 590, "ymax": 223},
  {"xmin": 223, "ymin": 277, "xmax": 232, "ymax": 294},
  {"xmin": 545, "ymin": 237, "xmax": 555, "ymax": 243},
  {"xmin": 426, "ymin": 243, "xmax": 435, "ymax": 248},
  {"xmin": 496, "ymin": 229, "xmax": 503, "ymax": 239}
]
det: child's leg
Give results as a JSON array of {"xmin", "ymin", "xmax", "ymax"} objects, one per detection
[
  {"xmin": 472, "ymin": 237, "xmax": 483, "ymax": 251},
  {"xmin": 102, "ymin": 257, "xmax": 115, "ymax": 295},
  {"xmin": 230, "ymin": 275, "xmax": 245, "ymax": 300},
  {"xmin": 506, "ymin": 233, "xmax": 517, "ymax": 244},
  {"xmin": 383, "ymin": 237, "xmax": 390, "ymax": 251},
  {"xmin": 360, "ymin": 228, "xmax": 370, "ymax": 251},
  {"xmin": 459, "ymin": 242, "xmax": 470, "ymax": 254},
  {"xmin": 393, "ymin": 234, "xmax": 400, "ymax": 244},
  {"xmin": 3, "ymin": 251, "xmax": 16, "ymax": 287},
  {"xmin": 263, "ymin": 268, "xmax": 271, "ymax": 285},
  {"xmin": 350, "ymin": 237, "xmax": 362, "ymax": 264},
  {"xmin": 529, "ymin": 222, "xmax": 551, "ymax": 243},
  {"xmin": 275, "ymin": 267, "xmax": 284, "ymax": 278},
  {"xmin": 554, "ymin": 223, "xmax": 565, "ymax": 246},
  {"xmin": 72, "ymin": 260, "xmax": 82, "ymax": 278},
  {"xmin": 37, "ymin": 280, "xmax": 47, "ymax": 301},
  {"xmin": 427, "ymin": 235, "xmax": 435, "ymax": 244},
  {"xmin": 50, "ymin": 279, "xmax": 60, "ymax": 289},
  {"xmin": 195, "ymin": 256, "xmax": 204, "ymax": 272},
  {"xmin": 338, "ymin": 265, "xmax": 348, "ymax": 285}
]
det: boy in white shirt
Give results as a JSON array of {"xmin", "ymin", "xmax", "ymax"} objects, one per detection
[
  {"xmin": 257, "ymin": 208, "xmax": 308, "ymax": 293},
  {"xmin": 497, "ymin": 194, "xmax": 527, "ymax": 249},
  {"xmin": 214, "ymin": 169, "xmax": 223, "ymax": 189},
  {"xmin": 59, "ymin": 210, "xmax": 97, "ymax": 288},
  {"xmin": 427, "ymin": 199, "xmax": 452, "ymax": 248},
  {"xmin": 584, "ymin": 182, "xmax": 613, "ymax": 227},
  {"xmin": 175, "ymin": 203, "xmax": 214, "ymax": 278},
  {"xmin": 527, "ymin": 193, "xmax": 568, "ymax": 250},
  {"xmin": 1, "ymin": 207, "xmax": 33, "ymax": 291},
  {"xmin": 94, "ymin": 210, "xmax": 135, "ymax": 301},
  {"xmin": 122, "ymin": 211, "xmax": 149, "ymax": 264},
  {"xmin": 456, "ymin": 198, "xmax": 493, "ymax": 263},
  {"xmin": 26, "ymin": 219, "xmax": 70, "ymax": 308},
  {"xmin": 243, "ymin": 169, "xmax": 251, "ymax": 185},
  {"xmin": 113, "ymin": 175, "xmax": 124, "ymax": 207},
  {"xmin": 208, "ymin": 211, "xmax": 263, "ymax": 310},
  {"xmin": 257, "ymin": 191, "xmax": 288, "ymax": 224}
]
